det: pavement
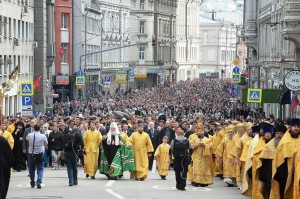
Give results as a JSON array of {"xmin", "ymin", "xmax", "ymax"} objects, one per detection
[{"xmin": 7, "ymin": 167, "xmax": 248, "ymax": 199}]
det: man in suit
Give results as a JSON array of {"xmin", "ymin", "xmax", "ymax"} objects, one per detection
[
  {"xmin": 22, "ymin": 118, "xmax": 36, "ymax": 154},
  {"xmin": 160, "ymin": 120, "xmax": 175, "ymax": 145},
  {"xmin": 146, "ymin": 121, "xmax": 160, "ymax": 170}
]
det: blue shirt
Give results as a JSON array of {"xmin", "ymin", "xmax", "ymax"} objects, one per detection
[{"xmin": 26, "ymin": 131, "xmax": 48, "ymax": 154}]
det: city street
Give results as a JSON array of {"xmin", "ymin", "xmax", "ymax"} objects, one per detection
[{"xmin": 7, "ymin": 167, "xmax": 247, "ymax": 199}]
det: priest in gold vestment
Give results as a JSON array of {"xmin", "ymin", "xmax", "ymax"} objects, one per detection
[
  {"xmin": 189, "ymin": 127, "xmax": 214, "ymax": 187},
  {"xmin": 257, "ymin": 124, "xmax": 287, "ymax": 199},
  {"xmin": 216, "ymin": 125, "xmax": 236, "ymax": 187},
  {"xmin": 84, "ymin": 122, "xmax": 102, "ymax": 179},
  {"xmin": 270, "ymin": 118, "xmax": 300, "ymax": 199},
  {"xmin": 242, "ymin": 123, "xmax": 273, "ymax": 198},
  {"xmin": 128, "ymin": 123, "xmax": 154, "ymax": 181}
]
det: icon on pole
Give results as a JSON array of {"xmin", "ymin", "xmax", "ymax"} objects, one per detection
[
  {"xmin": 247, "ymin": 88, "xmax": 262, "ymax": 103},
  {"xmin": 76, "ymin": 77, "xmax": 85, "ymax": 86}
]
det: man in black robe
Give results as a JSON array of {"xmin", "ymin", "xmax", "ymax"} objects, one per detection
[
  {"xmin": 100, "ymin": 122, "xmax": 122, "ymax": 180},
  {"xmin": 0, "ymin": 136, "xmax": 13, "ymax": 198},
  {"xmin": 258, "ymin": 124, "xmax": 287, "ymax": 199}
]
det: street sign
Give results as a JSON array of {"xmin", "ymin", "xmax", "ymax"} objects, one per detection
[
  {"xmin": 284, "ymin": 70, "xmax": 300, "ymax": 91},
  {"xmin": 129, "ymin": 71, "xmax": 135, "ymax": 78},
  {"xmin": 22, "ymin": 96, "xmax": 33, "ymax": 106},
  {"xmin": 187, "ymin": 70, "xmax": 191, "ymax": 76},
  {"xmin": 76, "ymin": 77, "xmax": 85, "ymax": 86},
  {"xmin": 104, "ymin": 76, "xmax": 111, "ymax": 84},
  {"xmin": 233, "ymin": 84, "xmax": 238, "ymax": 96},
  {"xmin": 77, "ymin": 70, "xmax": 84, "ymax": 76},
  {"xmin": 247, "ymin": 88, "xmax": 262, "ymax": 103},
  {"xmin": 206, "ymin": 72, "xmax": 211, "ymax": 77},
  {"xmin": 20, "ymin": 82, "xmax": 34, "ymax": 96},
  {"xmin": 230, "ymin": 98, "xmax": 237, "ymax": 103},
  {"xmin": 22, "ymin": 110, "xmax": 33, "ymax": 116},
  {"xmin": 116, "ymin": 74, "xmax": 127, "ymax": 84},
  {"xmin": 232, "ymin": 74, "xmax": 241, "ymax": 84},
  {"xmin": 233, "ymin": 58, "xmax": 240, "ymax": 66},
  {"xmin": 232, "ymin": 67, "xmax": 240, "ymax": 74}
]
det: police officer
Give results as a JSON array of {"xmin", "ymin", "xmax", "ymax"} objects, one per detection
[{"xmin": 170, "ymin": 127, "xmax": 192, "ymax": 191}]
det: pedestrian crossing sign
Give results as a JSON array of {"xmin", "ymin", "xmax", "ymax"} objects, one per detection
[
  {"xmin": 232, "ymin": 74, "xmax": 241, "ymax": 83},
  {"xmin": 247, "ymin": 88, "xmax": 262, "ymax": 103},
  {"xmin": 20, "ymin": 82, "xmax": 34, "ymax": 96},
  {"xmin": 76, "ymin": 76, "xmax": 85, "ymax": 86}
]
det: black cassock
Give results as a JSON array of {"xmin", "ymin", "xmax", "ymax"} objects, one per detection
[
  {"xmin": 12, "ymin": 129, "xmax": 26, "ymax": 171},
  {"xmin": 258, "ymin": 159, "xmax": 273, "ymax": 199},
  {"xmin": 102, "ymin": 135, "xmax": 120, "ymax": 165},
  {"xmin": 0, "ymin": 136, "xmax": 13, "ymax": 199}
]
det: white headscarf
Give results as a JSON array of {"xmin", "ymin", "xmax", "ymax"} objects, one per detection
[{"xmin": 107, "ymin": 122, "xmax": 120, "ymax": 146}]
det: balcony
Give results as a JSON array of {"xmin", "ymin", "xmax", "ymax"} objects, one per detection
[
  {"xmin": 61, "ymin": 29, "xmax": 69, "ymax": 43},
  {"xmin": 282, "ymin": 1, "xmax": 300, "ymax": 45}
]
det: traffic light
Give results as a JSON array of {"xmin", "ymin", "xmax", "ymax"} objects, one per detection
[
  {"xmin": 238, "ymin": 74, "xmax": 247, "ymax": 85},
  {"xmin": 152, "ymin": 35, "xmax": 156, "ymax": 47}
]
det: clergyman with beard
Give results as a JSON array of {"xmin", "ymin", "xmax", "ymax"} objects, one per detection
[
  {"xmin": 257, "ymin": 124, "xmax": 287, "ymax": 199},
  {"xmin": 270, "ymin": 118, "xmax": 300, "ymax": 199},
  {"xmin": 100, "ymin": 122, "xmax": 135, "ymax": 180}
]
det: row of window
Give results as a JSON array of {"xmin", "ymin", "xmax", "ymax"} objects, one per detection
[
  {"xmin": 2, "ymin": 0, "xmax": 32, "ymax": 7},
  {"xmin": 221, "ymin": 50, "xmax": 236, "ymax": 63},
  {"xmin": 4, "ymin": 95, "xmax": 18, "ymax": 117},
  {"xmin": 0, "ymin": 55, "xmax": 33, "ymax": 74},
  {"xmin": 0, "ymin": 15, "xmax": 33, "ymax": 40},
  {"xmin": 81, "ymin": 44, "xmax": 127, "ymax": 65}
]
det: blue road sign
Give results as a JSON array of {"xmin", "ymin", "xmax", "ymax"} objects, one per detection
[
  {"xmin": 77, "ymin": 70, "xmax": 84, "ymax": 76},
  {"xmin": 20, "ymin": 82, "xmax": 34, "ymax": 96},
  {"xmin": 104, "ymin": 76, "xmax": 111, "ymax": 83},
  {"xmin": 76, "ymin": 77, "xmax": 85, "ymax": 86},
  {"xmin": 232, "ymin": 67, "xmax": 240, "ymax": 74},
  {"xmin": 22, "ymin": 96, "xmax": 33, "ymax": 106},
  {"xmin": 233, "ymin": 84, "xmax": 238, "ymax": 96},
  {"xmin": 129, "ymin": 71, "xmax": 134, "ymax": 78}
]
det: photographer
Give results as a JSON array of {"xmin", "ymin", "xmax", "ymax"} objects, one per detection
[
  {"xmin": 62, "ymin": 127, "xmax": 84, "ymax": 186},
  {"xmin": 170, "ymin": 127, "xmax": 192, "ymax": 191}
]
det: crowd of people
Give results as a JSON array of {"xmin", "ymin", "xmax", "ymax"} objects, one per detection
[{"xmin": 0, "ymin": 78, "xmax": 299, "ymax": 199}]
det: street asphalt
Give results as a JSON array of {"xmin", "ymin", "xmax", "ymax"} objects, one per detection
[{"xmin": 7, "ymin": 167, "xmax": 249, "ymax": 199}]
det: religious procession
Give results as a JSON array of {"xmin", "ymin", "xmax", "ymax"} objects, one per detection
[{"xmin": 0, "ymin": 78, "xmax": 300, "ymax": 199}]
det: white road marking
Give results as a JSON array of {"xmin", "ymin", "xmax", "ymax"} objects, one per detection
[
  {"xmin": 105, "ymin": 180, "xmax": 115, "ymax": 187},
  {"xmin": 152, "ymin": 185, "xmax": 212, "ymax": 192},
  {"xmin": 16, "ymin": 184, "xmax": 45, "ymax": 188},
  {"xmin": 106, "ymin": 188, "xmax": 126, "ymax": 199}
]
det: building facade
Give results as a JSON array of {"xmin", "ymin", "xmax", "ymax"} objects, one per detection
[
  {"xmin": 52, "ymin": 0, "xmax": 73, "ymax": 101},
  {"xmin": 199, "ymin": 0, "xmax": 244, "ymax": 78},
  {"xmin": 73, "ymin": 0, "xmax": 130, "ymax": 96},
  {"xmin": 0, "ymin": 0, "xmax": 34, "ymax": 116},
  {"xmin": 128, "ymin": 0, "xmax": 177, "ymax": 88},
  {"xmin": 175, "ymin": 0, "xmax": 201, "ymax": 81},
  {"xmin": 244, "ymin": 0, "xmax": 300, "ymax": 118}
]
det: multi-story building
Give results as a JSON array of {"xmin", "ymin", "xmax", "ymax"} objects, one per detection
[
  {"xmin": 0, "ymin": 0, "xmax": 34, "ymax": 116},
  {"xmin": 244, "ymin": 0, "xmax": 300, "ymax": 118},
  {"xmin": 128, "ymin": 0, "xmax": 177, "ymax": 88},
  {"xmin": 175, "ymin": 0, "xmax": 201, "ymax": 81},
  {"xmin": 73, "ymin": 0, "xmax": 130, "ymax": 96},
  {"xmin": 52, "ymin": 0, "xmax": 73, "ymax": 101},
  {"xmin": 199, "ymin": 0, "xmax": 244, "ymax": 78}
]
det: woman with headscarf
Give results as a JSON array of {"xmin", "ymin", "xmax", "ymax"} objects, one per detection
[{"xmin": 12, "ymin": 121, "xmax": 26, "ymax": 171}]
